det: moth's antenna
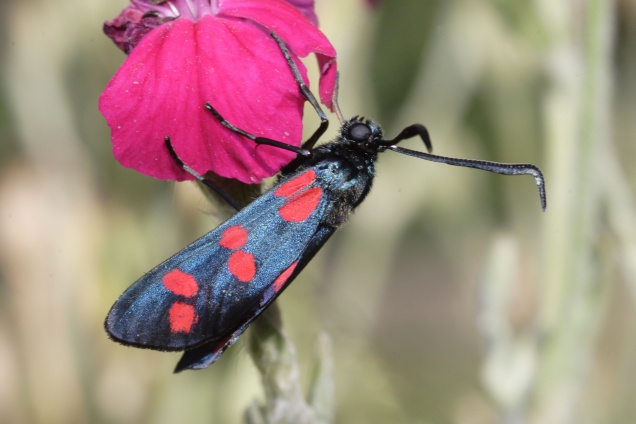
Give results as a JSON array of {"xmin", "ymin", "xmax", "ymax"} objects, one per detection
[
  {"xmin": 388, "ymin": 145, "xmax": 547, "ymax": 211},
  {"xmin": 332, "ymin": 72, "xmax": 345, "ymax": 124}
]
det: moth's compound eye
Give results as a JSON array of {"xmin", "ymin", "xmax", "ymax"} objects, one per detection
[{"xmin": 348, "ymin": 123, "xmax": 372, "ymax": 142}]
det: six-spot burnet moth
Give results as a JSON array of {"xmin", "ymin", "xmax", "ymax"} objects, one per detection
[{"xmin": 105, "ymin": 32, "xmax": 547, "ymax": 372}]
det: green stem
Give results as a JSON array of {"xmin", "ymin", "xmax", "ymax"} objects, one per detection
[{"xmin": 533, "ymin": 0, "xmax": 615, "ymax": 422}]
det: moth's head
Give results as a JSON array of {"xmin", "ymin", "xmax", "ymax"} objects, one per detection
[{"xmin": 341, "ymin": 116, "xmax": 385, "ymax": 152}]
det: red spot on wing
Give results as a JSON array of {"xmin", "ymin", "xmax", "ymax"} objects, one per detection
[
  {"xmin": 275, "ymin": 169, "xmax": 316, "ymax": 197},
  {"xmin": 279, "ymin": 187, "xmax": 323, "ymax": 222},
  {"xmin": 220, "ymin": 225, "xmax": 248, "ymax": 249},
  {"xmin": 228, "ymin": 250, "xmax": 256, "ymax": 282},
  {"xmin": 168, "ymin": 302, "xmax": 198, "ymax": 333},
  {"xmin": 163, "ymin": 269, "xmax": 199, "ymax": 297},
  {"xmin": 273, "ymin": 261, "xmax": 298, "ymax": 293}
]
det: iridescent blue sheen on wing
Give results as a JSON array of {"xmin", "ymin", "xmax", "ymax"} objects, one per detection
[{"xmin": 105, "ymin": 170, "xmax": 330, "ymax": 352}]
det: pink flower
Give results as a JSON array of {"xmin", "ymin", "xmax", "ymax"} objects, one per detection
[{"xmin": 99, "ymin": 0, "xmax": 337, "ymax": 184}]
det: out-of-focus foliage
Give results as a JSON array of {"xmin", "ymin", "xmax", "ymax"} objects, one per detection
[{"xmin": 1, "ymin": 0, "xmax": 635, "ymax": 423}]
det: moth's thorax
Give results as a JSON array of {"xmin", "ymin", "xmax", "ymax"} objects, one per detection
[{"xmin": 287, "ymin": 117, "xmax": 384, "ymax": 228}]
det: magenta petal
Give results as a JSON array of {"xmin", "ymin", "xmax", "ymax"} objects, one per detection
[
  {"xmin": 221, "ymin": 0, "xmax": 337, "ymax": 109},
  {"xmin": 99, "ymin": 16, "xmax": 309, "ymax": 183},
  {"xmin": 317, "ymin": 54, "xmax": 338, "ymax": 109},
  {"xmin": 283, "ymin": 0, "xmax": 318, "ymax": 26}
]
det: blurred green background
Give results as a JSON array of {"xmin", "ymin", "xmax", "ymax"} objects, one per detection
[{"xmin": 1, "ymin": 0, "xmax": 635, "ymax": 423}]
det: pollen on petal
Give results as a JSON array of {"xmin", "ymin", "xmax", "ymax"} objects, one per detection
[
  {"xmin": 279, "ymin": 187, "xmax": 322, "ymax": 222},
  {"xmin": 219, "ymin": 225, "xmax": 248, "ymax": 250},
  {"xmin": 274, "ymin": 170, "xmax": 316, "ymax": 198},
  {"xmin": 228, "ymin": 251, "xmax": 256, "ymax": 283},
  {"xmin": 168, "ymin": 302, "xmax": 198, "ymax": 333},
  {"xmin": 163, "ymin": 269, "xmax": 199, "ymax": 298}
]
